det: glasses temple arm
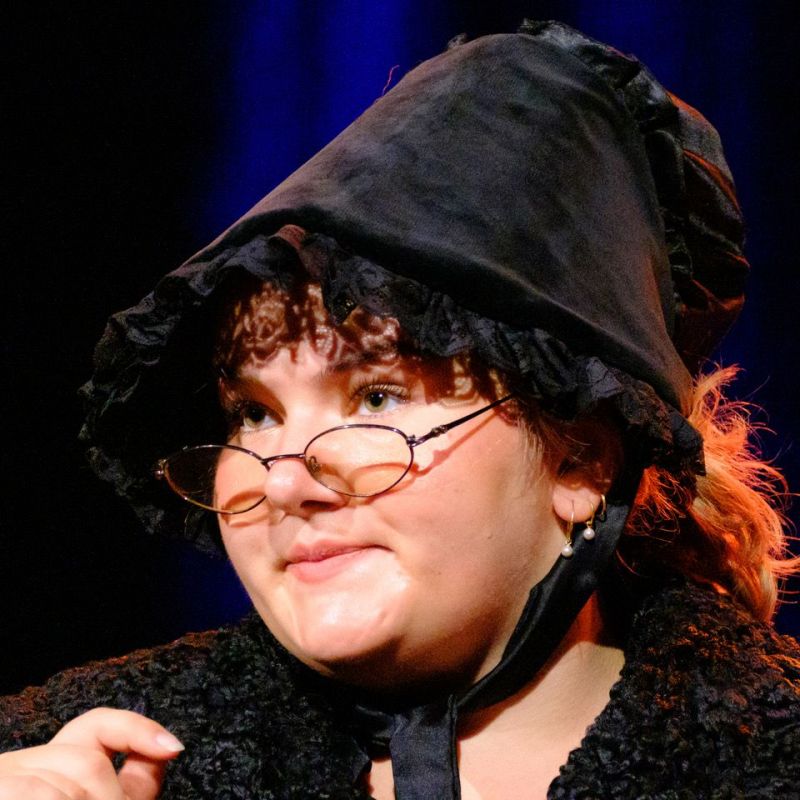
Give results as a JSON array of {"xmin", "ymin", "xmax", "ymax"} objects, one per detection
[{"xmin": 409, "ymin": 394, "xmax": 514, "ymax": 446}]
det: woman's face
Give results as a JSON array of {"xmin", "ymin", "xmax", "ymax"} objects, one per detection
[{"xmin": 215, "ymin": 282, "xmax": 567, "ymax": 690}]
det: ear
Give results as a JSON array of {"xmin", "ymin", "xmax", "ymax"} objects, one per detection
[
  {"xmin": 549, "ymin": 416, "xmax": 621, "ymax": 523},
  {"xmin": 552, "ymin": 478, "xmax": 604, "ymax": 524}
]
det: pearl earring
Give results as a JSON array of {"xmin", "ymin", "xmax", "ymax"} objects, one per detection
[
  {"xmin": 582, "ymin": 495, "xmax": 606, "ymax": 541},
  {"xmin": 561, "ymin": 508, "xmax": 575, "ymax": 558}
]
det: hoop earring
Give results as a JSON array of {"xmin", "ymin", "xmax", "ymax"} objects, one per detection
[
  {"xmin": 582, "ymin": 494, "xmax": 607, "ymax": 541},
  {"xmin": 561, "ymin": 507, "xmax": 575, "ymax": 558}
]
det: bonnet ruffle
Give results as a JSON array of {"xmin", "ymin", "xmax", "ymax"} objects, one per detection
[{"xmin": 80, "ymin": 22, "xmax": 747, "ymax": 556}]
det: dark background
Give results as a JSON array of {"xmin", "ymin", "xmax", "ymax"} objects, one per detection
[{"xmin": 3, "ymin": 1, "xmax": 799, "ymax": 696}]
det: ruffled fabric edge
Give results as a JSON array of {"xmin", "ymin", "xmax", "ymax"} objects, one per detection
[
  {"xmin": 80, "ymin": 227, "xmax": 703, "ymax": 553},
  {"xmin": 519, "ymin": 20, "xmax": 748, "ymax": 374}
]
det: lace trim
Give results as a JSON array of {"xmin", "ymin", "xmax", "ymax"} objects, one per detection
[{"xmin": 80, "ymin": 229, "xmax": 702, "ymax": 551}]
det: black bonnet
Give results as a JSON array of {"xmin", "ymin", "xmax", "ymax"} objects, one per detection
[{"xmin": 81, "ymin": 21, "xmax": 747, "ymax": 552}]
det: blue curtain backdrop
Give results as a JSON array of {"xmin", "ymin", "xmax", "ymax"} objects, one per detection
[{"xmin": 4, "ymin": 1, "xmax": 798, "ymax": 695}]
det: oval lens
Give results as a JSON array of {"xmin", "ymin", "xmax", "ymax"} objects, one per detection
[
  {"xmin": 166, "ymin": 446, "xmax": 265, "ymax": 513},
  {"xmin": 306, "ymin": 426, "xmax": 412, "ymax": 496}
]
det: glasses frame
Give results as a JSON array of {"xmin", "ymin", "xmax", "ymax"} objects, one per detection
[{"xmin": 155, "ymin": 394, "xmax": 514, "ymax": 513}]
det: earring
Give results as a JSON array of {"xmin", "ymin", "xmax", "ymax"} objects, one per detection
[
  {"xmin": 561, "ymin": 508, "xmax": 575, "ymax": 558},
  {"xmin": 582, "ymin": 494, "xmax": 606, "ymax": 541}
]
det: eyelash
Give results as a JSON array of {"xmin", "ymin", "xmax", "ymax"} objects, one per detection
[
  {"xmin": 351, "ymin": 378, "xmax": 411, "ymax": 414},
  {"xmin": 223, "ymin": 399, "xmax": 276, "ymax": 433},
  {"xmin": 222, "ymin": 376, "xmax": 412, "ymax": 434}
]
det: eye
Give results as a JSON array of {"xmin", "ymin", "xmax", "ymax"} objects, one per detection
[
  {"xmin": 362, "ymin": 390, "xmax": 395, "ymax": 413},
  {"xmin": 354, "ymin": 382, "xmax": 409, "ymax": 416},
  {"xmin": 228, "ymin": 401, "xmax": 277, "ymax": 433},
  {"xmin": 243, "ymin": 402, "xmax": 276, "ymax": 430}
]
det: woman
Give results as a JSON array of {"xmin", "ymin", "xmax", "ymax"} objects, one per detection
[{"xmin": 1, "ymin": 20, "xmax": 798, "ymax": 799}]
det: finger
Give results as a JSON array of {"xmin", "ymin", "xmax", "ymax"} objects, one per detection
[
  {"xmin": 6, "ymin": 768, "xmax": 84, "ymax": 799},
  {"xmin": 0, "ymin": 745, "xmax": 123, "ymax": 799},
  {"xmin": 0, "ymin": 773, "xmax": 71, "ymax": 800},
  {"xmin": 51, "ymin": 708, "xmax": 184, "ymax": 761},
  {"xmin": 11, "ymin": 745, "xmax": 125, "ymax": 800},
  {"xmin": 117, "ymin": 754, "xmax": 167, "ymax": 800}
]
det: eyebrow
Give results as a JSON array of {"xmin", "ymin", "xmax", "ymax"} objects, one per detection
[
  {"xmin": 220, "ymin": 343, "xmax": 407, "ymax": 388},
  {"xmin": 321, "ymin": 344, "xmax": 404, "ymax": 377}
]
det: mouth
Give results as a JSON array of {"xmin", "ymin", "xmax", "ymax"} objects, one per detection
[{"xmin": 285, "ymin": 544, "xmax": 386, "ymax": 583}]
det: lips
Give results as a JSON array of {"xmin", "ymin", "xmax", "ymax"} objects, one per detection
[
  {"xmin": 285, "ymin": 541, "xmax": 385, "ymax": 582},
  {"xmin": 286, "ymin": 542, "xmax": 366, "ymax": 564}
]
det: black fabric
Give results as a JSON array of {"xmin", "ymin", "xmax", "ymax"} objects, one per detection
[
  {"xmin": 519, "ymin": 20, "xmax": 749, "ymax": 375},
  {"xmin": 74, "ymin": 20, "xmax": 753, "ymax": 797},
  {"xmin": 81, "ymin": 228, "xmax": 700, "ymax": 556},
  {"xmin": 80, "ymin": 22, "xmax": 748, "ymax": 551},
  {"xmin": 355, "ymin": 699, "xmax": 461, "ymax": 800},
  {"xmin": 3, "ymin": 581, "xmax": 799, "ymax": 798}
]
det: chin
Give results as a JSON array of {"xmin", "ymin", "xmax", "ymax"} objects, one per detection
[
  {"xmin": 284, "ymin": 622, "xmax": 488, "ymax": 696},
  {"xmin": 257, "ymin": 595, "xmax": 408, "ymax": 678},
  {"xmin": 297, "ymin": 627, "xmax": 397, "ymax": 669},
  {"xmin": 258, "ymin": 562, "xmax": 417, "ymax": 671}
]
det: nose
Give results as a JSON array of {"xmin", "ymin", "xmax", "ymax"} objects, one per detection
[{"xmin": 262, "ymin": 452, "xmax": 347, "ymax": 517}]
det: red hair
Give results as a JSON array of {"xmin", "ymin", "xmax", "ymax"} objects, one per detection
[{"xmin": 621, "ymin": 366, "xmax": 797, "ymax": 620}]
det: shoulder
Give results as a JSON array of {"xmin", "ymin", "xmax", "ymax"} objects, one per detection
[
  {"xmin": 0, "ymin": 614, "xmax": 367, "ymax": 797},
  {"xmin": 554, "ymin": 580, "xmax": 800, "ymax": 798},
  {"xmin": 629, "ymin": 579, "xmax": 800, "ymax": 706},
  {"xmin": 0, "ymin": 614, "xmax": 270, "ymax": 748}
]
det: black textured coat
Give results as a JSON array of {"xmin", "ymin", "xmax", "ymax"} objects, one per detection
[{"xmin": 2, "ymin": 581, "xmax": 799, "ymax": 799}]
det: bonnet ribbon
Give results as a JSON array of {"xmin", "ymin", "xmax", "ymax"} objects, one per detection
[{"xmin": 350, "ymin": 498, "xmax": 632, "ymax": 799}]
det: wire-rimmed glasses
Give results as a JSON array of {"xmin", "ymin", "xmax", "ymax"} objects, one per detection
[{"xmin": 155, "ymin": 395, "xmax": 513, "ymax": 513}]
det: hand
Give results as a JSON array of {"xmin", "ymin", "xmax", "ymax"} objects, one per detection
[{"xmin": 0, "ymin": 707, "xmax": 184, "ymax": 799}]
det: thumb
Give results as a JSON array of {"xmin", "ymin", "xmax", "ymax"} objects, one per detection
[{"xmin": 118, "ymin": 752, "xmax": 168, "ymax": 800}]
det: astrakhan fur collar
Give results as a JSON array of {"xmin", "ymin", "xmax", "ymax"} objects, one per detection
[{"xmin": 2, "ymin": 581, "xmax": 799, "ymax": 799}]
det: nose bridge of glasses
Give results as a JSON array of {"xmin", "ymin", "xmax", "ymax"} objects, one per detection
[
  {"xmin": 256, "ymin": 446, "xmax": 344, "ymax": 510},
  {"xmin": 262, "ymin": 452, "xmax": 308, "ymax": 470}
]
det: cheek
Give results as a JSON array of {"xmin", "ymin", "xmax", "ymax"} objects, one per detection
[
  {"xmin": 216, "ymin": 420, "xmax": 559, "ymax": 677},
  {"xmin": 217, "ymin": 506, "xmax": 280, "ymax": 589},
  {"xmin": 386, "ymin": 431, "xmax": 552, "ymax": 585}
]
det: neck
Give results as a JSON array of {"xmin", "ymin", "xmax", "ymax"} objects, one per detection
[
  {"xmin": 458, "ymin": 591, "xmax": 624, "ymax": 748},
  {"xmin": 366, "ymin": 593, "xmax": 625, "ymax": 800}
]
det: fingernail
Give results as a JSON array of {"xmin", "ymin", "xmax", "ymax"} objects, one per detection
[{"xmin": 155, "ymin": 731, "xmax": 185, "ymax": 752}]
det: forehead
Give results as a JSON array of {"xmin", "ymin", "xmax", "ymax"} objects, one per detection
[
  {"xmin": 212, "ymin": 277, "xmax": 503, "ymax": 405},
  {"xmin": 213, "ymin": 278, "xmax": 405, "ymax": 376}
]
